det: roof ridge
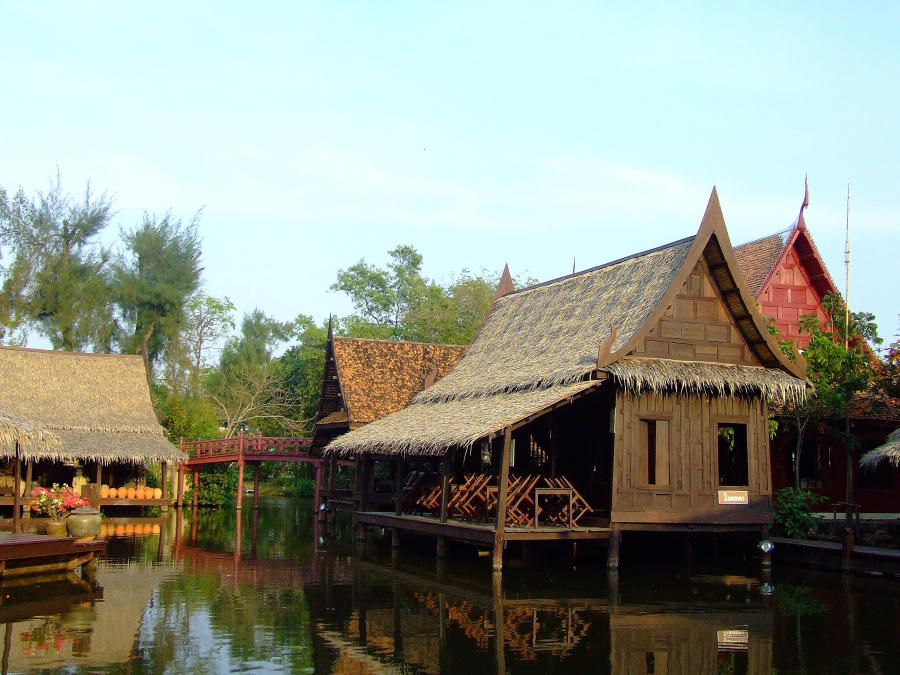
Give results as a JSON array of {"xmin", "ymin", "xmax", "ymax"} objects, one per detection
[
  {"xmin": 333, "ymin": 336, "xmax": 467, "ymax": 349},
  {"xmin": 734, "ymin": 226, "xmax": 793, "ymax": 249},
  {"xmin": 508, "ymin": 234, "xmax": 696, "ymax": 297}
]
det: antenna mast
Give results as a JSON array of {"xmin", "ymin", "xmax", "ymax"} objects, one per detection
[{"xmin": 844, "ymin": 184, "xmax": 850, "ymax": 349}]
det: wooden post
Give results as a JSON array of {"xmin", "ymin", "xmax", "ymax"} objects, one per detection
[
  {"xmin": 12, "ymin": 444, "xmax": 21, "ymax": 535},
  {"xmin": 440, "ymin": 449, "xmax": 454, "ymax": 524},
  {"xmin": 22, "ymin": 460, "xmax": 32, "ymax": 520},
  {"xmin": 313, "ymin": 460, "xmax": 322, "ymax": 512},
  {"xmin": 236, "ymin": 461, "xmax": 245, "ymax": 510},
  {"xmin": 192, "ymin": 470, "xmax": 200, "ymax": 507},
  {"xmin": 253, "ymin": 464, "xmax": 261, "ymax": 510},
  {"xmin": 607, "ymin": 525, "xmax": 621, "ymax": 570},
  {"xmin": 161, "ymin": 462, "xmax": 168, "ymax": 499},
  {"xmin": 761, "ymin": 525, "xmax": 771, "ymax": 568},
  {"xmin": 393, "ymin": 457, "xmax": 405, "ymax": 550},
  {"xmin": 842, "ymin": 528, "xmax": 854, "ymax": 572},
  {"xmin": 492, "ymin": 429, "xmax": 512, "ymax": 572},
  {"xmin": 357, "ymin": 456, "xmax": 370, "ymax": 541}
]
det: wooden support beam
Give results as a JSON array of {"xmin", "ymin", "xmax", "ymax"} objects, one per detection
[
  {"xmin": 492, "ymin": 572, "xmax": 506, "ymax": 674},
  {"xmin": 192, "ymin": 470, "xmax": 200, "ymax": 508},
  {"xmin": 393, "ymin": 457, "xmax": 405, "ymax": 550},
  {"xmin": 492, "ymin": 428, "xmax": 512, "ymax": 571},
  {"xmin": 22, "ymin": 460, "xmax": 32, "ymax": 520},
  {"xmin": 12, "ymin": 446, "xmax": 20, "ymax": 535},
  {"xmin": 439, "ymin": 450, "xmax": 454, "ymax": 524}
]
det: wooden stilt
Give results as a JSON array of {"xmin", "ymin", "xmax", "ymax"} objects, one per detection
[
  {"xmin": 607, "ymin": 525, "xmax": 621, "ymax": 570},
  {"xmin": 12, "ymin": 445, "xmax": 21, "ymax": 535},
  {"xmin": 22, "ymin": 460, "xmax": 32, "ymax": 520},
  {"xmin": 437, "ymin": 535, "xmax": 447, "ymax": 559},
  {"xmin": 160, "ymin": 462, "xmax": 168, "ymax": 513},
  {"xmin": 253, "ymin": 464, "xmax": 261, "ymax": 510},
  {"xmin": 95, "ymin": 461, "xmax": 102, "ymax": 487},
  {"xmin": 192, "ymin": 470, "xmax": 200, "ymax": 508},
  {"xmin": 761, "ymin": 525, "xmax": 771, "ymax": 568},
  {"xmin": 236, "ymin": 461, "xmax": 245, "ymax": 510},
  {"xmin": 492, "ymin": 428, "xmax": 512, "ymax": 572},
  {"xmin": 357, "ymin": 456, "xmax": 370, "ymax": 541}
]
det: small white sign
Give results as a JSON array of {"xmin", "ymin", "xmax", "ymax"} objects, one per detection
[{"xmin": 718, "ymin": 490, "xmax": 749, "ymax": 505}]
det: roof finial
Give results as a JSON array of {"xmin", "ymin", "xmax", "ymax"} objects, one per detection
[
  {"xmin": 493, "ymin": 264, "xmax": 514, "ymax": 303},
  {"xmin": 798, "ymin": 175, "xmax": 809, "ymax": 232}
]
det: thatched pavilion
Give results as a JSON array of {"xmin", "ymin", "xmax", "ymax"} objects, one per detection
[
  {"xmin": 0, "ymin": 346, "xmax": 185, "ymax": 510},
  {"xmin": 326, "ymin": 189, "xmax": 807, "ymax": 570}
]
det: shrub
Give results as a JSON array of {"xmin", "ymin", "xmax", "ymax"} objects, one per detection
[{"xmin": 772, "ymin": 487, "xmax": 826, "ymax": 539}]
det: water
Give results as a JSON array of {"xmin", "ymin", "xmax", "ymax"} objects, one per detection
[{"xmin": 2, "ymin": 499, "xmax": 899, "ymax": 674}]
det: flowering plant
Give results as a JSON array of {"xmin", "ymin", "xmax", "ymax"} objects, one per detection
[{"xmin": 29, "ymin": 484, "xmax": 90, "ymax": 522}]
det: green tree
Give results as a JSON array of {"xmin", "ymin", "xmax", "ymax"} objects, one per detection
[
  {"xmin": 780, "ymin": 292, "xmax": 878, "ymax": 493},
  {"xmin": 276, "ymin": 315, "xmax": 332, "ymax": 433},
  {"xmin": 114, "ymin": 211, "xmax": 203, "ymax": 365},
  {"xmin": 182, "ymin": 291, "xmax": 236, "ymax": 387},
  {"xmin": 0, "ymin": 175, "xmax": 116, "ymax": 350},
  {"xmin": 207, "ymin": 310, "xmax": 298, "ymax": 437}
]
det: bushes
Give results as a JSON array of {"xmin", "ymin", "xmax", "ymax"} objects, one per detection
[
  {"xmin": 184, "ymin": 466, "xmax": 238, "ymax": 507},
  {"xmin": 772, "ymin": 487, "xmax": 826, "ymax": 539}
]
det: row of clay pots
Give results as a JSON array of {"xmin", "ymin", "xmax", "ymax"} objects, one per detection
[
  {"xmin": 99, "ymin": 522, "xmax": 161, "ymax": 537},
  {"xmin": 99, "ymin": 486, "xmax": 163, "ymax": 500}
]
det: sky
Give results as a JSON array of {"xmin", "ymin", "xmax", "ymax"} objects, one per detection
[{"xmin": 1, "ymin": 2, "xmax": 898, "ymax": 349}]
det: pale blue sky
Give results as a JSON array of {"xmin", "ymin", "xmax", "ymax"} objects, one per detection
[{"xmin": 1, "ymin": 2, "xmax": 898, "ymax": 346}]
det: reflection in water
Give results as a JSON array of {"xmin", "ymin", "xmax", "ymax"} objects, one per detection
[{"xmin": 0, "ymin": 500, "xmax": 895, "ymax": 674}]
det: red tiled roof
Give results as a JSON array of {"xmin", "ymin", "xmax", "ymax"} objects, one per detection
[
  {"xmin": 332, "ymin": 337, "xmax": 466, "ymax": 425},
  {"xmin": 734, "ymin": 232, "xmax": 787, "ymax": 297}
]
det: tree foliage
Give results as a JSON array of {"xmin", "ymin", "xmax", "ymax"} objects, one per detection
[
  {"xmin": 0, "ymin": 174, "xmax": 116, "ymax": 350},
  {"xmin": 114, "ymin": 211, "xmax": 203, "ymax": 365}
]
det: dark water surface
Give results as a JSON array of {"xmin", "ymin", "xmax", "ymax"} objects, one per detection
[{"xmin": 3, "ymin": 498, "xmax": 899, "ymax": 674}]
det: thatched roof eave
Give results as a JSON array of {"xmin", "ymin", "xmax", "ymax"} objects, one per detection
[{"xmin": 860, "ymin": 429, "xmax": 900, "ymax": 469}]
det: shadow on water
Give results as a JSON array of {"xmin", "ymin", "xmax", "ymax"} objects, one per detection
[{"xmin": 0, "ymin": 499, "xmax": 896, "ymax": 673}]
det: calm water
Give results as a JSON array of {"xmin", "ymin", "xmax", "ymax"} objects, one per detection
[{"xmin": 2, "ymin": 499, "xmax": 899, "ymax": 674}]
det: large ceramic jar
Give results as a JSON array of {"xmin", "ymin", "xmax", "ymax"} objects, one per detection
[{"xmin": 67, "ymin": 507, "xmax": 102, "ymax": 542}]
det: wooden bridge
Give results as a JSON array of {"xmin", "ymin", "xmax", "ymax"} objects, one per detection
[{"xmin": 176, "ymin": 433, "xmax": 351, "ymax": 511}]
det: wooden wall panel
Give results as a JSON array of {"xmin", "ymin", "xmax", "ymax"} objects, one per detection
[
  {"xmin": 630, "ymin": 260, "xmax": 761, "ymax": 365},
  {"xmin": 612, "ymin": 391, "xmax": 773, "ymax": 525}
]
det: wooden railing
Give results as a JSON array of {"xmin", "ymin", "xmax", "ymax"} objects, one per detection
[{"xmin": 181, "ymin": 433, "xmax": 312, "ymax": 461}]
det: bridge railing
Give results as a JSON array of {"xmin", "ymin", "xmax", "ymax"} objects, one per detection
[{"xmin": 181, "ymin": 433, "xmax": 312, "ymax": 461}]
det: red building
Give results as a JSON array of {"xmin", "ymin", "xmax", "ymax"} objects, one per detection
[{"xmin": 735, "ymin": 191, "xmax": 900, "ymax": 515}]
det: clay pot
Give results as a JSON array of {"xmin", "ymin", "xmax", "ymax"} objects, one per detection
[
  {"xmin": 114, "ymin": 525, "xmax": 126, "ymax": 536},
  {"xmin": 108, "ymin": 487, "xmax": 118, "ymax": 498},
  {"xmin": 46, "ymin": 520, "xmax": 68, "ymax": 537},
  {"xmin": 126, "ymin": 488, "xmax": 136, "ymax": 499},
  {"xmin": 99, "ymin": 485, "xmax": 110, "ymax": 499},
  {"xmin": 153, "ymin": 488, "xmax": 163, "ymax": 499},
  {"xmin": 124, "ymin": 523, "xmax": 135, "ymax": 534},
  {"xmin": 99, "ymin": 524, "xmax": 108, "ymax": 536},
  {"xmin": 151, "ymin": 524, "xmax": 161, "ymax": 534},
  {"xmin": 67, "ymin": 507, "xmax": 102, "ymax": 542},
  {"xmin": 142, "ymin": 524, "xmax": 153, "ymax": 534},
  {"xmin": 135, "ymin": 487, "xmax": 146, "ymax": 500}
]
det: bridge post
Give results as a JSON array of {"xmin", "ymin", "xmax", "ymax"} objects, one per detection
[
  {"xmin": 161, "ymin": 461, "xmax": 168, "ymax": 513},
  {"xmin": 236, "ymin": 431, "xmax": 245, "ymax": 511},
  {"xmin": 192, "ymin": 469, "xmax": 199, "ymax": 508},
  {"xmin": 253, "ymin": 464, "xmax": 261, "ymax": 510}
]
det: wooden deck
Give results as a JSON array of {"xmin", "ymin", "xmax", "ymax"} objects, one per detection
[
  {"xmin": 356, "ymin": 511, "xmax": 612, "ymax": 546},
  {"xmin": 0, "ymin": 533, "xmax": 105, "ymax": 578}
]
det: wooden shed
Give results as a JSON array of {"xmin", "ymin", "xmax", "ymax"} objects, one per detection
[{"xmin": 325, "ymin": 189, "xmax": 807, "ymax": 569}]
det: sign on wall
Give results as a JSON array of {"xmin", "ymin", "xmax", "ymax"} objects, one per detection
[{"xmin": 718, "ymin": 490, "xmax": 749, "ymax": 505}]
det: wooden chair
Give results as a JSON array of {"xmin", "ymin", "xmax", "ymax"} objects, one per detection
[
  {"xmin": 452, "ymin": 474, "xmax": 493, "ymax": 520},
  {"xmin": 505, "ymin": 475, "xmax": 542, "ymax": 527},
  {"xmin": 544, "ymin": 476, "xmax": 592, "ymax": 526}
]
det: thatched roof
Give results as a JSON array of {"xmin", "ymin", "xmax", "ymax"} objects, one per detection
[
  {"xmin": 327, "ymin": 189, "xmax": 806, "ymax": 457},
  {"xmin": 0, "ymin": 346, "xmax": 184, "ymax": 464},
  {"xmin": 327, "ymin": 382, "xmax": 596, "ymax": 457},
  {"xmin": 603, "ymin": 357, "xmax": 807, "ymax": 404},
  {"xmin": 415, "ymin": 238, "xmax": 694, "ymax": 403},
  {"xmin": 860, "ymin": 429, "xmax": 900, "ymax": 469},
  {"xmin": 0, "ymin": 407, "xmax": 60, "ymax": 457}
]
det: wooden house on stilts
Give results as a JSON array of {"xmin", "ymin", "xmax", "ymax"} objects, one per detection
[{"xmin": 325, "ymin": 190, "xmax": 807, "ymax": 570}]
